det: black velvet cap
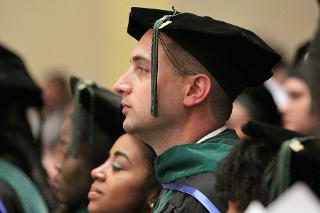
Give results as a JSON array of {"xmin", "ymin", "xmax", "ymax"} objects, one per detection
[
  {"xmin": 70, "ymin": 77, "xmax": 125, "ymax": 156},
  {"xmin": 0, "ymin": 44, "xmax": 42, "ymax": 107},
  {"xmin": 127, "ymin": 7, "xmax": 281, "ymax": 102}
]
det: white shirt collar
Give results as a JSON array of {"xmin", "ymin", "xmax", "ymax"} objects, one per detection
[{"xmin": 196, "ymin": 126, "xmax": 227, "ymax": 144}]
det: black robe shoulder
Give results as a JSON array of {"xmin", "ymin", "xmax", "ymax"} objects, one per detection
[{"xmin": 161, "ymin": 172, "xmax": 227, "ymax": 213}]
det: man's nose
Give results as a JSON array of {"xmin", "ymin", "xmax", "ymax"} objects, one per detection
[{"xmin": 113, "ymin": 72, "xmax": 132, "ymax": 95}]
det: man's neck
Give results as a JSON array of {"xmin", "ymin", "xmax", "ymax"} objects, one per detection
[{"xmin": 147, "ymin": 118, "xmax": 225, "ymax": 155}]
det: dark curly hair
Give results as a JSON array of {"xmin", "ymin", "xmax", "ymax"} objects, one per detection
[
  {"xmin": 214, "ymin": 138, "xmax": 279, "ymax": 212},
  {"xmin": 214, "ymin": 121, "xmax": 320, "ymax": 212}
]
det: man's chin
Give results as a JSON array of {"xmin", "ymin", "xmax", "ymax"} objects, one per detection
[
  {"xmin": 123, "ymin": 123, "xmax": 143, "ymax": 138},
  {"xmin": 123, "ymin": 121, "xmax": 136, "ymax": 133}
]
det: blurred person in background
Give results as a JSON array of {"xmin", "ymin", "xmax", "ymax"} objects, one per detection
[
  {"xmin": 214, "ymin": 121, "xmax": 318, "ymax": 213},
  {"xmin": 41, "ymin": 72, "xmax": 72, "ymax": 188},
  {"xmin": 280, "ymin": 66, "xmax": 318, "ymax": 135},
  {"xmin": 88, "ymin": 133, "xmax": 161, "ymax": 213},
  {"xmin": 0, "ymin": 44, "xmax": 55, "ymax": 212},
  {"xmin": 280, "ymin": 42, "xmax": 320, "ymax": 135},
  {"xmin": 227, "ymin": 85, "xmax": 282, "ymax": 140},
  {"xmin": 42, "ymin": 72, "xmax": 71, "ymax": 147},
  {"xmin": 52, "ymin": 77, "xmax": 124, "ymax": 213},
  {"xmin": 281, "ymin": 0, "xmax": 320, "ymax": 136}
]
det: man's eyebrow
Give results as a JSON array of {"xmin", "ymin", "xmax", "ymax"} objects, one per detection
[
  {"xmin": 130, "ymin": 55, "xmax": 150, "ymax": 64},
  {"xmin": 114, "ymin": 151, "xmax": 132, "ymax": 164}
]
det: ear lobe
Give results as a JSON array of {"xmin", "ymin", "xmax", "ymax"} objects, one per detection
[
  {"xmin": 183, "ymin": 74, "xmax": 211, "ymax": 107},
  {"xmin": 147, "ymin": 189, "xmax": 160, "ymax": 210}
]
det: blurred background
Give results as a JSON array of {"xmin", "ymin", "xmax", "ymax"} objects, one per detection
[{"xmin": 0, "ymin": 0, "xmax": 317, "ymax": 89}]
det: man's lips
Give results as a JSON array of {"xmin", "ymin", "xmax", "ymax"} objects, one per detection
[
  {"xmin": 121, "ymin": 102, "xmax": 131, "ymax": 115},
  {"xmin": 88, "ymin": 185, "xmax": 103, "ymax": 200}
]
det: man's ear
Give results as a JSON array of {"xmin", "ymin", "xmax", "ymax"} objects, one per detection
[{"xmin": 183, "ymin": 74, "xmax": 211, "ymax": 107}]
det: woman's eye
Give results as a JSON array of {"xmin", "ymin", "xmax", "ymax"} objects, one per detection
[{"xmin": 112, "ymin": 162, "xmax": 123, "ymax": 171}]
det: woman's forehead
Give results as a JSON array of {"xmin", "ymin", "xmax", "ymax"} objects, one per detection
[{"xmin": 111, "ymin": 134, "xmax": 145, "ymax": 160}]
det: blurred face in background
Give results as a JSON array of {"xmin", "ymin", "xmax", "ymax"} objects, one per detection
[
  {"xmin": 52, "ymin": 117, "xmax": 93, "ymax": 208},
  {"xmin": 42, "ymin": 77, "xmax": 70, "ymax": 110},
  {"xmin": 281, "ymin": 77, "xmax": 318, "ymax": 134}
]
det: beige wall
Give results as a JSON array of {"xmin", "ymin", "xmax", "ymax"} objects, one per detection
[
  {"xmin": 173, "ymin": 0, "xmax": 318, "ymax": 62},
  {"xmin": 0, "ymin": 0, "xmax": 317, "ymax": 89},
  {"xmin": 0, "ymin": 0, "xmax": 171, "ymax": 88}
]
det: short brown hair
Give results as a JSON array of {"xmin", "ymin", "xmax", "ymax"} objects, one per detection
[{"xmin": 159, "ymin": 33, "xmax": 232, "ymax": 122}]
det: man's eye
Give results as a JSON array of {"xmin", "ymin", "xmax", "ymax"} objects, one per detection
[
  {"xmin": 137, "ymin": 67, "xmax": 147, "ymax": 73},
  {"xmin": 112, "ymin": 162, "xmax": 123, "ymax": 171}
]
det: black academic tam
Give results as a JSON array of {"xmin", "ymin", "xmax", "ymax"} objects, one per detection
[
  {"xmin": 70, "ymin": 76, "xmax": 125, "ymax": 144},
  {"xmin": 127, "ymin": 7, "xmax": 281, "ymax": 102}
]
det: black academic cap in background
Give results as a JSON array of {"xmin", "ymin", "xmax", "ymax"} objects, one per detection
[
  {"xmin": 288, "ymin": 14, "xmax": 320, "ymax": 82},
  {"xmin": 287, "ymin": 58, "xmax": 309, "ymax": 81},
  {"xmin": 70, "ymin": 77, "xmax": 124, "ymax": 156},
  {"xmin": 127, "ymin": 7, "xmax": 281, "ymax": 102},
  {"xmin": 70, "ymin": 76, "xmax": 125, "ymax": 142},
  {"xmin": 242, "ymin": 121, "xmax": 303, "ymax": 146},
  {"xmin": 236, "ymin": 86, "xmax": 282, "ymax": 126},
  {"xmin": 308, "ymin": 16, "xmax": 320, "ymax": 60},
  {"xmin": 0, "ymin": 44, "xmax": 42, "ymax": 107},
  {"xmin": 291, "ymin": 41, "xmax": 310, "ymax": 69},
  {"xmin": 240, "ymin": 121, "xmax": 320, "ymax": 202},
  {"xmin": 301, "ymin": 18, "xmax": 320, "ymax": 111},
  {"xmin": 266, "ymin": 136, "xmax": 320, "ymax": 203}
]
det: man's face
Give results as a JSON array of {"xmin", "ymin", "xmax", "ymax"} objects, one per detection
[
  {"xmin": 113, "ymin": 30, "xmax": 187, "ymax": 140},
  {"xmin": 281, "ymin": 77, "xmax": 317, "ymax": 134}
]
